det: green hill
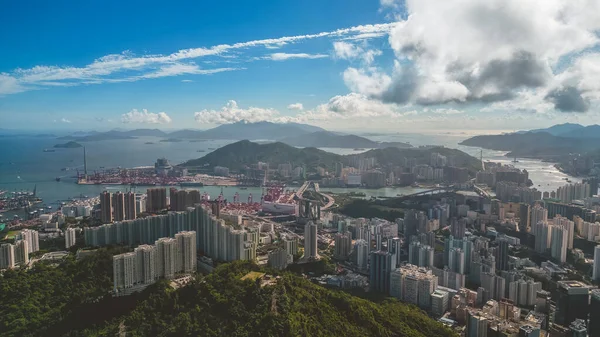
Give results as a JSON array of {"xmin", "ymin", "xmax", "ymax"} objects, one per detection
[
  {"xmin": 53, "ymin": 141, "xmax": 83, "ymax": 148},
  {"xmin": 113, "ymin": 261, "xmax": 456, "ymax": 337},
  {"xmin": 182, "ymin": 140, "xmax": 343, "ymax": 171},
  {"xmin": 182, "ymin": 140, "xmax": 481, "ymax": 175},
  {"xmin": 0, "ymin": 251, "xmax": 457, "ymax": 337},
  {"xmin": 358, "ymin": 146, "xmax": 482, "ymax": 175},
  {"xmin": 460, "ymin": 132, "xmax": 595, "ymax": 158}
]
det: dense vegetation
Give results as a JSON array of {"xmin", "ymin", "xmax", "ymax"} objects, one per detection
[
  {"xmin": 358, "ymin": 146, "xmax": 482, "ymax": 175},
  {"xmin": 460, "ymin": 132, "xmax": 597, "ymax": 158},
  {"xmin": 1, "ymin": 252, "xmax": 456, "ymax": 337},
  {"xmin": 182, "ymin": 140, "xmax": 343, "ymax": 171},
  {"xmin": 0, "ymin": 246, "xmax": 131, "ymax": 337},
  {"xmin": 182, "ymin": 140, "xmax": 481, "ymax": 175},
  {"xmin": 339, "ymin": 199, "xmax": 405, "ymax": 221}
]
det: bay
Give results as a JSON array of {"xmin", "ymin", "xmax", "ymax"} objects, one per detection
[{"xmin": 0, "ymin": 133, "xmax": 580, "ymax": 209}]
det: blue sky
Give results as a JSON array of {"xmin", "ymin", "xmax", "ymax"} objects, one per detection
[{"xmin": 1, "ymin": 0, "xmax": 600, "ymax": 132}]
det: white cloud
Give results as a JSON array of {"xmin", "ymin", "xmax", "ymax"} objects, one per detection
[
  {"xmin": 267, "ymin": 53, "xmax": 328, "ymax": 61},
  {"xmin": 3, "ymin": 23, "xmax": 395, "ymax": 95},
  {"xmin": 61, "ymin": 118, "xmax": 72, "ymax": 123},
  {"xmin": 181, "ymin": 79, "xmax": 193, "ymax": 83},
  {"xmin": 343, "ymin": 0, "xmax": 600, "ymax": 113},
  {"xmin": 433, "ymin": 108, "xmax": 464, "ymax": 115},
  {"xmin": 138, "ymin": 63, "xmax": 229, "ymax": 79},
  {"xmin": 295, "ymin": 93, "xmax": 412, "ymax": 122},
  {"xmin": 194, "ymin": 100, "xmax": 281, "ymax": 124},
  {"xmin": 333, "ymin": 42, "xmax": 362, "ymax": 60},
  {"xmin": 121, "ymin": 109, "xmax": 172, "ymax": 124},
  {"xmin": 343, "ymin": 67, "xmax": 392, "ymax": 97},
  {"xmin": 0, "ymin": 73, "xmax": 26, "ymax": 95},
  {"xmin": 333, "ymin": 41, "xmax": 381, "ymax": 65},
  {"xmin": 287, "ymin": 103, "xmax": 304, "ymax": 111}
]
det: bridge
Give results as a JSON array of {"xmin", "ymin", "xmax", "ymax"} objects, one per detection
[
  {"xmin": 473, "ymin": 185, "xmax": 492, "ymax": 199},
  {"xmin": 295, "ymin": 181, "xmax": 335, "ymax": 211},
  {"xmin": 295, "ymin": 181, "xmax": 310, "ymax": 199},
  {"xmin": 393, "ymin": 185, "xmax": 458, "ymax": 201}
]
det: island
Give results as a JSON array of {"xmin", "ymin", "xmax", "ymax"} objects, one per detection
[
  {"xmin": 159, "ymin": 138, "xmax": 183, "ymax": 143},
  {"xmin": 144, "ymin": 141, "xmax": 154, "ymax": 144},
  {"xmin": 53, "ymin": 141, "xmax": 83, "ymax": 148},
  {"xmin": 181, "ymin": 139, "xmax": 481, "ymax": 175}
]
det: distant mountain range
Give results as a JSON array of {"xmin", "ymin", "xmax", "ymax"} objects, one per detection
[
  {"xmin": 181, "ymin": 140, "xmax": 481, "ymax": 174},
  {"xmin": 279, "ymin": 131, "xmax": 412, "ymax": 149},
  {"xmin": 517, "ymin": 123, "xmax": 600, "ymax": 138},
  {"xmin": 58, "ymin": 122, "xmax": 325, "ymax": 142},
  {"xmin": 461, "ymin": 123, "xmax": 600, "ymax": 159},
  {"xmin": 55, "ymin": 121, "xmax": 413, "ymax": 149}
]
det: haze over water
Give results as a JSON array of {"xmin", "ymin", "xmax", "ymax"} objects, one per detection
[{"xmin": 0, "ymin": 133, "xmax": 580, "ymax": 208}]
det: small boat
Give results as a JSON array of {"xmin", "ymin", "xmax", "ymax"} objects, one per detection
[
  {"xmin": 55, "ymin": 177, "xmax": 61, "ymax": 182},
  {"xmin": 43, "ymin": 148, "xmax": 56, "ymax": 152}
]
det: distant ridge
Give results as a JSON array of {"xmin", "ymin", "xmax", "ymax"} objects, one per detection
[
  {"xmin": 59, "ymin": 121, "xmax": 325, "ymax": 141},
  {"xmin": 182, "ymin": 140, "xmax": 480, "ymax": 174},
  {"xmin": 280, "ymin": 131, "xmax": 412, "ymax": 149}
]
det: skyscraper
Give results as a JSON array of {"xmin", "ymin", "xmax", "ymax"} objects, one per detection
[
  {"xmin": 369, "ymin": 250, "xmax": 396, "ymax": 294},
  {"xmin": 354, "ymin": 239, "xmax": 369, "ymax": 270},
  {"xmin": 334, "ymin": 231, "xmax": 352, "ymax": 260},
  {"xmin": 451, "ymin": 217, "xmax": 466, "ymax": 239},
  {"xmin": 530, "ymin": 204, "xmax": 548, "ymax": 231},
  {"xmin": 175, "ymin": 231, "xmax": 197, "ymax": 273},
  {"xmin": 589, "ymin": 289, "xmax": 600, "ymax": 337},
  {"xmin": 0, "ymin": 243, "xmax": 15, "ymax": 269},
  {"xmin": 146, "ymin": 188, "xmax": 167, "ymax": 213},
  {"xmin": 532, "ymin": 221, "xmax": 551, "ymax": 254},
  {"xmin": 519, "ymin": 203, "xmax": 531, "ymax": 233},
  {"xmin": 283, "ymin": 236, "xmax": 298, "ymax": 257},
  {"xmin": 496, "ymin": 240, "xmax": 509, "ymax": 271},
  {"xmin": 65, "ymin": 228, "xmax": 77, "ymax": 249},
  {"xmin": 14, "ymin": 240, "xmax": 29, "ymax": 266},
  {"xmin": 551, "ymin": 225, "xmax": 568, "ymax": 263},
  {"xmin": 100, "ymin": 191, "xmax": 113, "ymax": 224},
  {"xmin": 113, "ymin": 192, "xmax": 126, "ymax": 221},
  {"xmin": 19, "ymin": 229, "xmax": 39, "ymax": 254},
  {"xmin": 124, "ymin": 192, "xmax": 137, "ymax": 220},
  {"xmin": 554, "ymin": 280, "xmax": 591, "ymax": 326},
  {"xmin": 594, "ymin": 245, "xmax": 600, "ymax": 282},
  {"xmin": 466, "ymin": 311, "xmax": 488, "ymax": 337},
  {"xmin": 303, "ymin": 221, "xmax": 319, "ymax": 260}
]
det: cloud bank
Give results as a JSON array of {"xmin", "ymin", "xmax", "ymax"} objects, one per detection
[{"xmin": 121, "ymin": 109, "xmax": 172, "ymax": 124}]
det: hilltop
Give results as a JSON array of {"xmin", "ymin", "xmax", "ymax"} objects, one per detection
[
  {"xmin": 0, "ymin": 252, "xmax": 456, "ymax": 337},
  {"xmin": 108, "ymin": 261, "xmax": 457, "ymax": 337},
  {"xmin": 358, "ymin": 146, "xmax": 482, "ymax": 174},
  {"xmin": 53, "ymin": 141, "xmax": 83, "ymax": 148},
  {"xmin": 182, "ymin": 140, "xmax": 342, "ymax": 170},
  {"xmin": 460, "ymin": 132, "xmax": 596, "ymax": 158},
  {"xmin": 182, "ymin": 140, "xmax": 481, "ymax": 175}
]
